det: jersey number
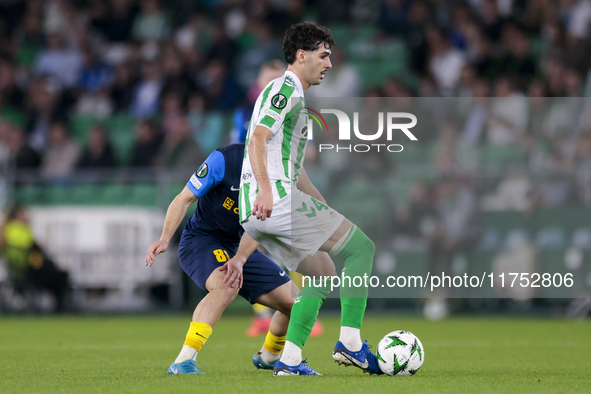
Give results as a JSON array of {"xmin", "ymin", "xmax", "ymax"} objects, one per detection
[{"xmin": 213, "ymin": 249, "xmax": 231, "ymax": 263}]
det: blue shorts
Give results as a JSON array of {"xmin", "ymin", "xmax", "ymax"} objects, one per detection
[{"xmin": 178, "ymin": 233, "xmax": 291, "ymax": 303}]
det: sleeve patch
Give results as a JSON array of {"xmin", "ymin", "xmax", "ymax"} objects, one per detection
[
  {"xmin": 271, "ymin": 93, "xmax": 287, "ymax": 109},
  {"xmin": 190, "ymin": 174, "xmax": 202, "ymax": 189},
  {"xmin": 263, "ymin": 108, "xmax": 283, "ymax": 123},
  {"xmin": 196, "ymin": 163, "xmax": 208, "ymax": 178}
]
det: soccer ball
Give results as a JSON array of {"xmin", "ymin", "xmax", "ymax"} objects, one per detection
[{"xmin": 376, "ymin": 330, "xmax": 424, "ymax": 376}]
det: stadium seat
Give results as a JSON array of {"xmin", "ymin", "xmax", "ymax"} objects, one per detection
[
  {"xmin": 99, "ymin": 184, "xmax": 126, "ymax": 205},
  {"xmin": 70, "ymin": 115, "xmax": 98, "ymax": 146},
  {"xmin": 106, "ymin": 113, "xmax": 137, "ymax": 166},
  {"xmin": 128, "ymin": 184, "xmax": 157, "ymax": 206},
  {"xmin": 71, "ymin": 184, "xmax": 99, "ymax": 205}
]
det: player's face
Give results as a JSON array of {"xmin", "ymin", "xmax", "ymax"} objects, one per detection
[{"xmin": 305, "ymin": 44, "xmax": 332, "ymax": 86}]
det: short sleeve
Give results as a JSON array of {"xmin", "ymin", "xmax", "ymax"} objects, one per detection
[
  {"xmin": 186, "ymin": 150, "xmax": 225, "ymax": 198},
  {"xmin": 255, "ymin": 79, "xmax": 300, "ymax": 135}
]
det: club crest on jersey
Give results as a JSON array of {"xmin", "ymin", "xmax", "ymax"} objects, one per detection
[
  {"xmin": 271, "ymin": 94, "xmax": 287, "ymax": 110},
  {"xmin": 196, "ymin": 163, "xmax": 208, "ymax": 178}
]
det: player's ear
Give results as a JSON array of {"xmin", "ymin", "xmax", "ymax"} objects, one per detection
[{"xmin": 296, "ymin": 49, "xmax": 306, "ymax": 64}]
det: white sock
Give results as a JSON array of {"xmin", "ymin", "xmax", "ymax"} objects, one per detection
[
  {"xmin": 339, "ymin": 327, "xmax": 362, "ymax": 351},
  {"xmin": 279, "ymin": 341, "xmax": 302, "ymax": 366},
  {"xmin": 174, "ymin": 345, "xmax": 198, "ymax": 363},
  {"xmin": 259, "ymin": 347, "xmax": 281, "ymax": 364}
]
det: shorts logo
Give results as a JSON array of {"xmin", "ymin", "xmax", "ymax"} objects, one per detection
[
  {"xmin": 190, "ymin": 174, "xmax": 202, "ymax": 189},
  {"xmin": 223, "ymin": 197, "xmax": 235, "ymax": 210},
  {"xmin": 196, "ymin": 163, "xmax": 208, "ymax": 178},
  {"xmin": 271, "ymin": 94, "xmax": 287, "ymax": 110}
]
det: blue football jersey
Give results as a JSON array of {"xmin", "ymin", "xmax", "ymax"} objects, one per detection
[{"xmin": 184, "ymin": 144, "xmax": 245, "ymax": 243}]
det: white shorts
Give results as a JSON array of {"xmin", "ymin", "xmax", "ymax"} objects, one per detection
[{"xmin": 242, "ymin": 188, "xmax": 345, "ymax": 271}]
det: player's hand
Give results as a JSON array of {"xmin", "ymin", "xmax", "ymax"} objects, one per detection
[
  {"xmin": 220, "ymin": 258, "xmax": 244, "ymax": 289},
  {"xmin": 145, "ymin": 240, "xmax": 169, "ymax": 267},
  {"xmin": 252, "ymin": 190, "xmax": 273, "ymax": 221}
]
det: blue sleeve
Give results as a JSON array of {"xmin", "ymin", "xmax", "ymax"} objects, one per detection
[{"xmin": 186, "ymin": 150, "xmax": 225, "ymax": 198}]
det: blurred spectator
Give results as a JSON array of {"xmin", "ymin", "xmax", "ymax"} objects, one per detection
[
  {"xmin": 78, "ymin": 47, "xmax": 114, "ymax": 92},
  {"xmin": 91, "ymin": 0, "xmax": 139, "ymax": 43},
  {"xmin": 40, "ymin": 121, "xmax": 81, "ymax": 180},
  {"xmin": 428, "ymin": 177, "xmax": 482, "ymax": 276},
  {"xmin": 378, "ymin": 0, "xmax": 410, "ymax": 36},
  {"xmin": 477, "ymin": 0, "xmax": 505, "ymax": 43},
  {"xmin": 426, "ymin": 26, "xmax": 466, "ymax": 93},
  {"xmin": 33, "ymin": 32, "xmax": 83, "ymax": 88},
  {"xmin": 132, "ymin": 0, "xmax": 170, "ymax": 42},
  {"xmin": 306, "ymin": 48, "xmax": 361, "ymax": 98},
  {"xmin": 486, "ymin": 76, "xmax": 528, "ymax": 145},
  {"xmin": 495, "ymin": 23, "xmax": 538, "ymax": 86},
  {"xmin": 161, "ymin": 46, "xmax": 197, "ymax": 101},
  {"xmin": 459, "ymin": 78, "xmax": 490, "ymax": 145},
  {"xmin": 230, "ymin": 60, "xmax": 285, "ymax": 144},
  {"xmin": 25, "ymin": 77, "xmax": 66, "ymax": 152},
  {"xmin": 11, "ymin": 8, "xmax": 45, "ymax": 67},
  {"xmin": 393, "ymin": 182, "xmax": 437, "ymax": 245},
  {"xmin": 0, "ymin": 205, "xmax": 72, "ymax": 313},
  {"xmin": 162, "ymin": 91, "xmax": 185, "ymax": 136},
  {"xmin": 481, "ymin": 169, "xmax": 532, "ymax": 211},
  {"xmin": 3, "ymin": 122, "xmax": 41, "ymax": 170},
  {"xmin": 157, "ymin": 117, "xmax": 203, "ymax": 169},
  {"xmin": 237, "ymin": 22, "xmax": 283, "ymax": 88},
  {"xmin": 573, "ymin": 133, "xmax": 591, "ymax": 205},
  {"xmin": 205, "ymin": 23, "xmax": 239, "ymax": 67},
  {"xmin": 110, "ymin": 62, "xmax": 137, "ymax": 112},
  {"xmin": 130, "ymin": 60, "xmax": 164, "ymax": 119},
  {"xmin": 130, "ymin": 120, "xmax": 163, "ymax": 168},
  {"xmin": 0, "ymin": 56, "xmax": 25, "ymax": 109},
  {"xmin": 77, "ymin": 125, "xmax": 116, "ymax": 169},
  {"xmin": 199, "ymin": 59, "xmax": 242, "ymax": 111}
]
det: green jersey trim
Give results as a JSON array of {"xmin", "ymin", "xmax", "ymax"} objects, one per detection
[{"xmin": 275, "ymin": 180, "xmax": 287, "ymax": 199}]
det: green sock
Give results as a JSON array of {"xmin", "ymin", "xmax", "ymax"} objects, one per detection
[
  {"xmin": 285, "ymin": 278, "xmax": 331, "ymax": 348},
  {"xmin": 335, "ymin": 227, "xmax": 375, "ymax": 329}
]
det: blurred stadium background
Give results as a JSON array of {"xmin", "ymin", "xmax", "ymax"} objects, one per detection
[{"xmin": 0, "ymin": 0, "xmax": 590, "ymax": 318}]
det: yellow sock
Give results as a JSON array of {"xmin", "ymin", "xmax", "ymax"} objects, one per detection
[
  {"xmin": 184, "ymin": 322, "xmax": 212, "ymax": 351},
  {"xmin": 263, "ymin": 331, "xmax": 286, "ymax": 355},
  {"xmin": 253, "ymin": 303, "xmax": 269, "ymax": 315},
  {"xmin": 290, "ymin": 271, "xmax": 304, "ymax": 289}
]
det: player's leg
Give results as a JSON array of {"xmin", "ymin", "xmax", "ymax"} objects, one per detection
[
  {"xmin": 291, "ymin": 271, "xmax": 324, "ymax": 337},
  {"xmin": 251, "ymin": 280, "xmax": 297, "ymax": 368},
  {"xmin": 169, "ymin": 239, "xmax": 239, "ymax": 375},
  {"xmin": 274, "ymin": 252, "xmax": 335, "ymax": 371},
  {"xmin": 246, "ymin": 303, "xmax": 273, "ymax": 337},
  {"xmin": 235, "ymin": 249, "xmax": 293, "ymax": 370},
  {"xmin": 170, "ymin": 267, "xmax": 240, "ymax": 375},
  {"xmin": 319, "ymin": 219, "xmax": 382, "ymax": 374}
]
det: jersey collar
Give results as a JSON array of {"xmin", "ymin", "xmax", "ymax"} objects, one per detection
[{"xmin": 285, "ymin": 70, "xmax": 305, "ymax": 95}]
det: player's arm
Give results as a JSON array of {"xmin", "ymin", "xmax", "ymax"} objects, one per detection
[
  {"xmin": 248, "ymin": 125, "xmax": 274, "ymax": 221},
  {"xmin": 146, "ymin": 149, "xmax": 225, "ymax": 267},
  {"xmin": 296, "ymin": 167, "xmax": 327, "ymax": 204},
  {"xmin": 221, "ymin": 231, "xmax": 260, "ymax": 288},
  {"xmin": 145, "ymin": 186, "xmax": 197, "ymax": 267}
]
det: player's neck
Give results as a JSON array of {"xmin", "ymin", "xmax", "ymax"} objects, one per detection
[{"xmin": 286, "ymin": 66, "xmax": 310, "ymax": 92}]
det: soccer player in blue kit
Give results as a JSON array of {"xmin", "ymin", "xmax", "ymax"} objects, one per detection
[{"xmin": 145, "ymin": 143, "xmax": 298, "ymax": 375}]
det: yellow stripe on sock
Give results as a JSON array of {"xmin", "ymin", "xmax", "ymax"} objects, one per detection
[
  {"xmin": 263, "ymin": 331, "xmax": 286, "ymax": 355},
  {"xmin": 253, "ymin": 303, "xmax": 270, "ymax": 314},
  {"xmin": 184, "ymin": 322, "xmax": 212, "ymax": 351}
]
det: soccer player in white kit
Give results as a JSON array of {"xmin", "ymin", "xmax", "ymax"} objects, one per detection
[{"xmin": 228, "ymin": 21, "xmax": 382, "ymax": 376}]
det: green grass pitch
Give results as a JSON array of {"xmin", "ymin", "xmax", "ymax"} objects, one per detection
[{"xmin": 1, "ymin": 314, "xmax": 590, "ymax": 393}]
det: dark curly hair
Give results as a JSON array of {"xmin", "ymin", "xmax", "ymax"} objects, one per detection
[{"xmin": 283, "ymin": 21, "xmax": 336, "ymax": 65}]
